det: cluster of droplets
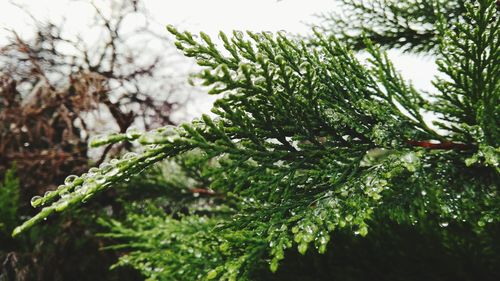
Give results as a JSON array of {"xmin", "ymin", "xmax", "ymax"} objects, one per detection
[
  {"xmin": 29, "ymin": 150, "xmax": 143, "ymax": 213},
  {"xmin": 27, "ymin": 126, "xmax": 184, "ymax": 214},
  {"xmin": 138, "ymin": 125, "xmax": 181, "ymax": 145},
  {"xmin": 401, "ymin": 151, "xmax": 420, "ymax": 172},
  {"xmin": 287, "ymin": 185, "xmax": 374, "ymax": 261},
  {"xmin": 363, "ymin": 174, "xmax": 389, "ymax": 200},
  {"xmin": 11, "ymin": 144, "xmax": 176, "ymax": 237},
  {"xmin": 291, "ymin": 221, "xmax": 321, "ymax": 255},
  {"xmin": 89, "ymin": 126, "xmax": 153, "ymax": 149}
]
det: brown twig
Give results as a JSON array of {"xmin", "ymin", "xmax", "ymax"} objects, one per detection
[{"xmin": 407, "ymin": 140, "xmax": 476, "ymax": 150}]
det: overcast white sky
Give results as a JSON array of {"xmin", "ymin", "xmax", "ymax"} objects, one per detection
[{"xmin": 0, "ymin": 0, "xmax": 438, "ymax": 119}]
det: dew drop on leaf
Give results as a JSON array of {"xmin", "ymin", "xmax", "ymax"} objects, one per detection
[
  {"xmin": 64, "ymin": 175, "xmax": 78, "ymax": 185},
  {"xmin": 30, "ymin": 196, "xmax": 42, "ymax": 207}
]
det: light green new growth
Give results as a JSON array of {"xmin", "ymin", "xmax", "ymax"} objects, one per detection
[{"xmin": 13, "ymin": 1, "xmax": 499, "ymax": 280}]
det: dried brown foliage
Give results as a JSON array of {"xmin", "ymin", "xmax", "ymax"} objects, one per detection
[
  {"xmin": 0, "ymin": 1, "xmax": 186, "ymax": 280},
  {"xmin": 0, "ymin": 0, "xmax": 182, "ymax": 199},
  {"xmin": 0, "ymin": 72, "xmax": 100, "ymax": 201}
]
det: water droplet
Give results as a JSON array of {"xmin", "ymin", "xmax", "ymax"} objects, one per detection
[
  {"xmin": 60, "ymin": 190, "xmax": 70, "ymax": 198},
  {"xmin": 421, "ymin": 190, "xmax": 427, "ymax": 196},
  {"xmin": 305, "ymin": 225, "xmax": 313, "ymax": 234},
  {"xmin": 106, "ymin": 167, "xmax": 120, "ymax": 177},
  {"xmin": 95, "ymin": 175, "xmax": 106, "ymax": 185},
  {"xmin": 162, "ymin": 125, "xmax": 177, "ymax": 136},
  {"xmin": 99, "ymin": 162, "xmax": 112, "ymax": 173},
  {"xmin": 74, "ymin": 185, "xmax": 83, "ymax": 194},
  {"xmin": 126, "ymin": 126, "xmax": 141, "ymax": 139},
  {"xmin": 402, "ymin": 152, "xmax": 417, "ymax": 164},
  {"xmin": 89, "ymin": 134, "xmax": 108, "ymax": 146},
  {"xmin": 123, "ymin": 152, "xmax": 137, "ymax": 159},
  {"xmin": 439, "ymin": 221, "xmax": 449, "ymax": 227},
  {"xmin": 138, "ymin": 131, "xmax": 161, "ymax": 144},
  {"xmin": 55, "ymin": 199, "xmax": 70, "ymax": 211},
  {"xmin": 64, "ymin": 175, "xmax": 78, "ymax": 185},
  {"xmin": 31, "ymin": 196, "xmax": 42, "ymax": 207},
  {"xmin": 88, "ymin": 167, "xmax": 99, "ymax": 175}
]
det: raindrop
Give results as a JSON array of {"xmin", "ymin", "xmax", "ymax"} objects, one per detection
[
  {"xmin": 60, "ymin": 190, "xmax": 70, "ymax": 198},
  {"xmin": 402, "ymin": 152, "xmax": 417, "ymax": 164},
  {"xmin": 99, "ymin": 162, "xmax": 112, "ymax": 173},
  {"xmin": 439, "ymin": 221, "xmax": 449, "ymax": 228},
  {"xmin": 30, "ymin": 196, "xmax": 42, "ymax": 207},
  {"xmin": 74, "ymin": 185, "xmax": 83, "ymax": 193},
  {"xmin": 163, "ymin": 125, "xmax": 177, "ymax": 136},
  {"xmin": 126, "ymin": 126, "xmax": 141, "ymax": 139},
  {"xmin": 88, "ymin": 167, "xmax": 99, "ymax": 175},
  {"xmin": 89, "ymin": 134, "xmax": 107, "ymax": 146},
  {"xmin": 94, "ymin": 175, "xmax": 106, "ymax": 184},
  {"xmin": 318, "ymin": 235, "xmax": 328, "ymax": 245},
  {"xmin": 123, "ymin": 152, "xmax": 137, "ymax": 159},
  {"xmin": 138, "ymin": 132, "xmax": 160, "ymax": 144},
  {"xmin": 106, "ymin": 168, "xmax": 120, "ymax": 177},
  {"xmin": 64, "ymin": 175, "xmax": 78, "ymax": 185},
  {"xmin": 305, "ymin": 225, "xmax": 313, "ymax": 234}
]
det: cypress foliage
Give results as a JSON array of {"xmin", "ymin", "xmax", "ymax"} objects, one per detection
[
  {"xmin": 316, "ymin": 0, "xmax": 467, "ymax": 52},
  {"xmin": 13, "ymin": 0, "xmax": 499, "ymax": 280}
]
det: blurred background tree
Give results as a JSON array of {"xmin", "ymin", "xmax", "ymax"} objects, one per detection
[{"xmin": 0, "ymin": 0, "xmax": 189, "ymax": 280}]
